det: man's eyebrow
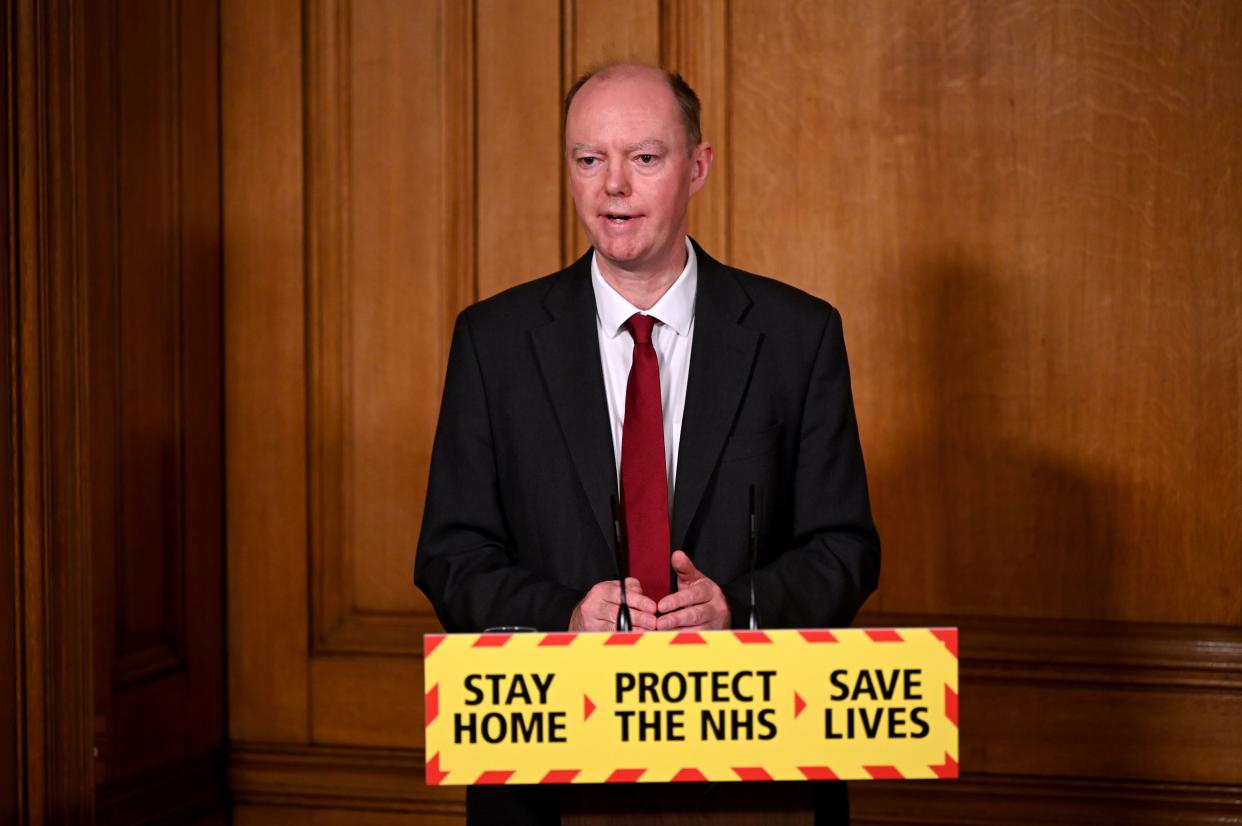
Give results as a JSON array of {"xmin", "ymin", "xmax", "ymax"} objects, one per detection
[
  {"xmin": 624, "ymin": 140, "xmax": 668, "ymax": 152},
  {"xmin": 570, "ymin": 140, "xmax": 669, "ymax": 154}
]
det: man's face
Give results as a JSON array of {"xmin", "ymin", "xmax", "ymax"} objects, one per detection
[{"xmin": 565, "ymin": 69, "xmax": 711, "ymax": 276}]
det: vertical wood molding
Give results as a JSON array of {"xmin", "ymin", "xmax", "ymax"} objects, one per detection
[
  {"xmin": 441, "ymin": 0, "xmax": 477, "ymax": 321},
  {"xmin": 305, "ymin": 0, "xmax": 351, "ymax": 655},
  {"xmin": 559, "ymin": 0, "xmax": 577, "ymax": 268},
  {"xmin": 661, "ymin": 0, "xmax": 730, "ymax": 256},
  {"xmin": 2, "ymin": 0, "xmax": 20, "ymax": 818},
  {"xmin": 9, "ymin": 0, "xmax": 96, "ymax": 821}
]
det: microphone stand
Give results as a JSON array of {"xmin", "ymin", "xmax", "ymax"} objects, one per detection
[
  {"xmin": 611, "ymin": 496, "xmax": 632, "ymax": 632},
  {"xmin": 748, "ymin": 484, "xmax": 760, "ymax": 631}
]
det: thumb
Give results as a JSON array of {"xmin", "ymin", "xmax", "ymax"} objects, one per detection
[{"xmin": 670, "ymin": 550, "xmax": 699, "ymax": 582}]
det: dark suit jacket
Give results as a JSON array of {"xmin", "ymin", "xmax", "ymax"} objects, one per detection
[{"xmin": 414, "ymin": 240, "xmax": 879, "ymax": 823}]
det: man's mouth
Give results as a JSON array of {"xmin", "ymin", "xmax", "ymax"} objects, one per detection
[{"xmin": 603, "ymin": 213, "xmax": 637, "ymax": 224}]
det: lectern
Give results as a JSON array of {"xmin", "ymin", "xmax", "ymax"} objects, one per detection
[{"xmin": 424, "ymin": 629, "xmax": 958, "ymax": 822}]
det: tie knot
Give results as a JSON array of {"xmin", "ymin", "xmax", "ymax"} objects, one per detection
[{"xmin": 625, "ymin": 313, "xmax": 659, "ymax": 345}]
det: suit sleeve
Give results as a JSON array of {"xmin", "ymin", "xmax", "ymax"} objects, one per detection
[
  {"xmin": 414, "ymin": 312, "xmax": 582, "ymax": 632},
  {"xmin": 722, "ymin": 307, "xmax": 881, "ymax": 628}
]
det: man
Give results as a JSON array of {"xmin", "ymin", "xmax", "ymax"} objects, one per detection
[{"xmin": 415, "ymin": 64, "xmax": 879, "ymax": 824}]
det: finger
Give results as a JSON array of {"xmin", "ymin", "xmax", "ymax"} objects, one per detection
[
  {"xmin": 601, "ymin": 578, "xmax": 656, "ymax": 613},
  {"xmin": 657, "ymin": 581, "xmax": 710, "ymax": 615},
  {"xmin": 600, "ymin": 582, "xmax": 656, "ymax": 615},
  {"xmin": 595, "ymin": 589, "xmax": 657, "ymax": 630},
  {"xmin": 627, "ymin": 608, "xmax": 659, "ymax": 631},
  {"xmin": 656, "ymin": 604, "xmax": 706, "ymax": 630},
  {"xmin": 625, "ymin": 588, "xmax": 658, "ymax": 615},
  {"xmin": 670, "ymin": 550, "xmax": 702, "ymax": 585}
]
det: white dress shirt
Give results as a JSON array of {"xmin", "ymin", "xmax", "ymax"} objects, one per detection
[{"xmin": 591, "ymin": 237, "xmax": 697, "ymax": 502}]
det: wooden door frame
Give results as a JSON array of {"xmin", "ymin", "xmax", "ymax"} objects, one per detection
[{"xmin": 3, "ymin": 0, "xmax": 96, "ymax": 822}]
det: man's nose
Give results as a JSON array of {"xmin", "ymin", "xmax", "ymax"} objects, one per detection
[{"xmin": 604, "ymin": 159, "xmax": 630, "ymax": 196}]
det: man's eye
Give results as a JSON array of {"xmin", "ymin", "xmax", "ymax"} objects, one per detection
[
  {"xmin": 637, "ymin": 154, "xmax": 656, "ymax": 164},
  {"xmin": 578, "ymin": 157, "xmax": 599, "ymax": 167}
]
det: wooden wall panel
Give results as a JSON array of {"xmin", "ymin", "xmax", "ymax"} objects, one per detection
[
  {"xmin": 223, "ymin": 0, "xmax": 311, "ymax": 744},
  {"xmin": 306, "ymin": 0, "xmax": 474, "ymax": 660},
  {"xmin": 729, "ymin": 0, "xmax": 1242, "ymax": 626},
  {"xmin": 344, "ymin": 0, "xmax": 454, "ymax": 620},
  {"xmin": 476, "ymin": 1, "xmax": 562, "ymax": 298}
]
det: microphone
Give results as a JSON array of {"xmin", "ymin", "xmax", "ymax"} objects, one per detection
[
  {"xmin": 748, "ymin": 484, "xmax": 760, "ymax": 631},
  {"xmin": 611, "ymin": 496, "xmax": 632, "ymax": 632}
]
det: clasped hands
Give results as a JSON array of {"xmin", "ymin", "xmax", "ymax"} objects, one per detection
[{"xmin": 568, "ymin": 550, "xmax": 731, "ymax": 632}]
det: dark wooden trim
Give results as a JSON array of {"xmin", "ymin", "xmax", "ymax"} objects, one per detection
[
  {"xmin": 7, "ymin": 0, "xmax": 96, "ymax": 821},
  {"xmin": 1, "ymin": 0, "xmax": 21, "ymax": 818},
  {"xmin": 96, "ymin": 750, "xmax": 229, "ymax": 826},
  {"xmin": 857, "ymin": 612, "xmax": 1242, "ymax": 691},
  {"xmin": 228, "ymin": 742, "xmax": 1242, "ymax": 824},
  {"xmin": 229, "ymin": 742, "xmax": 463, "ymax": 815},
  {"xmin": 850, "ymin": 773, "xmax": 1242, "ymax": 826}
]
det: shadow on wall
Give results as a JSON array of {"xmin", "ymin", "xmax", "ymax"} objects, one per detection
[
  {"xmin": 863, "ymin": 253, "xmax": 1241, "ymax": 784},
  {"xmin": 867, "ymin": 253, "xmax": 1138, "ymax": 623}
]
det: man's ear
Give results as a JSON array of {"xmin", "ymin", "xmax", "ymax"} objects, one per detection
[{"xmin": 689, "ymin": 142, "xmax": 713, "ymax": 196}]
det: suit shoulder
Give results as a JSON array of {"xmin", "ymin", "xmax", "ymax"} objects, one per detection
[{"xmin": 456, "ymin": 268, "xmax": 564, "ymax": 333}]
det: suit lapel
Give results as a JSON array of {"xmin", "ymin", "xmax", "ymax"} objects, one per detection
[
  {"xmin": 672, "ymin": 243, "xmax": 760, "ymax": 550},
  {"xmin": 531, "ymin": 253, "xmax": 619, "ymax": 556}
]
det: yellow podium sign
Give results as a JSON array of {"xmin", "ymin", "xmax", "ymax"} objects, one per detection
[{"xmin": 424, "ymin": 628, "xmax": 958, "ymax": 786}]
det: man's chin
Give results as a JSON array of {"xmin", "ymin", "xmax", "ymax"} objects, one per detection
[{"xmin": 591, "ymin": 240, "xmax": 647, "ymax": 269}]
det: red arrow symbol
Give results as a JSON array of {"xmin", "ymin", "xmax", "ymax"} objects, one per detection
[
  {"xmin": 584, "ymin": 694, "xmax": 596, "ymax": 721},
  {"xmin": 794, "ymin": 691, "xmax": 806, "ymax": 719}
]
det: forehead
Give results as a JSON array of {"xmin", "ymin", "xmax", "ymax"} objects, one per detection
[{"xmin": 565, "ymin": 71, "xmax": 683, "ymax": 147}]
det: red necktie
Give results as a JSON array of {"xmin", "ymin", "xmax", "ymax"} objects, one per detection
[{"xmin": 621, "ymin": 314, "xmax": 671, "ymax": 602}]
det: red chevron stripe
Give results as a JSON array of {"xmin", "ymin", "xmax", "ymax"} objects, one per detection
[
  {"xmin": 424, "ymin": 683, "xmax": 439, "ymax": 727},
  {"xmin": 605, "ymin": 632, "xmax": 642, "ymax": 646},
  {"xmin": 475, "ymin": 770, "xmax": 515, "ymax": 784},
  {"xmin": 864, "ymin": 765, "xmax": 904, "ymax": 780},
  {"xmin": 864, "ymin": 629, "xmax": 903, "ymax": 642},
  {"xmin": 671, "ymin": 632, "xmax": 707, "ymax": 644},
  {"xmin": 931, "ymin": 753, "xmax": 959, "ymax": 779},
  {"xmin": 473, "ymin": 633, "xmax": 512, "ymax": 647},
  {"xmin": 425, "ymin": 752, "xmax": 448, "ymax": 785},
  {"xmin": 540, "ymin": 769, "xmax": 581, "ymax": 784},
  {"xmin": 798, "ymin": 766, "xmax": 839, "ymax": 781},
  {"xmin": 945, "ymin": 685, "xmax": 959, "ymax": 726},
  {"xmin": 798, "ymin": 630, "xmax": 839, "ymax": 643},
  {"xmin": 732, "ymin": 767, "xmax": 773, "ymax": 781},
  {"xmin": 671, "ymin": 768, "xmax": 708, "ymax": 782},
  {"xmin": 538, "ymin": 633, "xmax": 577, "ymax": 646},
  {"xmin": 931, "ymin": 628, "xmax": 958, "ymax": 658},
  {"xmin": 605, "ymin": 769, "xmax": 646, "ymax": 783},
  {"xmin": 424, "ymin": 634, "xmax": 444, "ymax": 658},
  {"xmin": 732, "ymin": 631, "xmax": 772, "ymax": 643}
]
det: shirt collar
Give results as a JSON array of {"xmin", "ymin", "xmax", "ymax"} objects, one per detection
[{"xmin": 590, "ymin": 237, "xmax": 697, "ymax": 338}]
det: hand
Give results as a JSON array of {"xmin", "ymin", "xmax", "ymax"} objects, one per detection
[
  {"xmin": 569, "ymin": 577, "xmax": 658, "ymax": 632},
  {"xmin": 655, "ymin": 550, "xmax": 731, "ymax": 630}
]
